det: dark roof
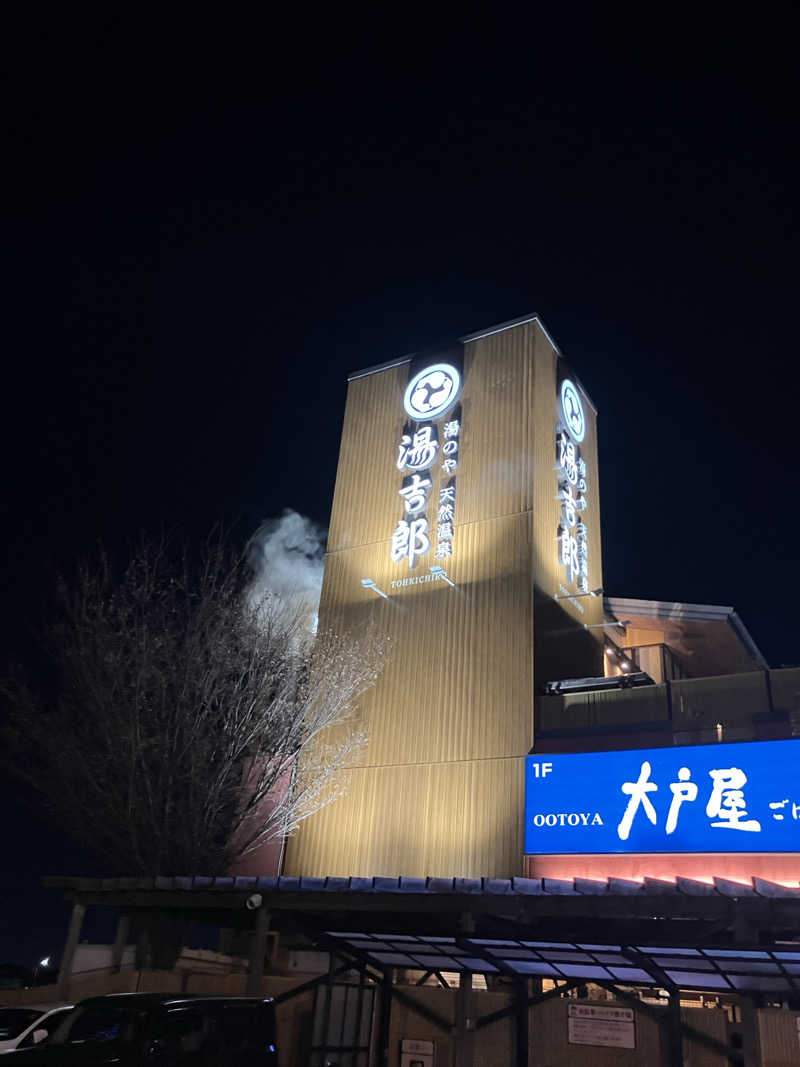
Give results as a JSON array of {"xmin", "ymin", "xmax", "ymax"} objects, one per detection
[
  {"xmin": 43, "ymin": 873, "xmax": 800, "ymax": 899},
  {"xmin": 45, "ymin": 874, "xmax": 800, "ymax": 994},
  {"xmin": 604, "ymin": 596, "xmax": 769, "ymax": 673}
]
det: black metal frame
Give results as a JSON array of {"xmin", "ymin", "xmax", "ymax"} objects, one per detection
[{"xmin": 309, "ymin": 952, "xmax": 375, "ymax": 1067}]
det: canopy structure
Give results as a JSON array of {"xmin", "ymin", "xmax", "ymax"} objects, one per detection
[
  {"xmin": 322, "ymin": 931, "xmax": 800, "ymax": 996},
  {"xmin": 45, "ymin": 872, "xmax": 800, "ymax": 1066},
  {"xmin": 46, "ymin": 872, "xmax": 800, "ymax": 994}
]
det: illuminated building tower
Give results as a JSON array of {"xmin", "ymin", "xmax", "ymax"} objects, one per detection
[{"xmin": 284, "ymin": 315, "xmax": 603, "ymax": 878}]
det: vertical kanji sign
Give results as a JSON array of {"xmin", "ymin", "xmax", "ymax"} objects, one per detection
[{"xmin": 391, "ymin": 363, "xmax": 462, "ymax": 570}]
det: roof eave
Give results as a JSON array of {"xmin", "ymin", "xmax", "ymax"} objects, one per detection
[{"xmin": 604, "ymin": 596, "xmax": 769, "ymax": 669}]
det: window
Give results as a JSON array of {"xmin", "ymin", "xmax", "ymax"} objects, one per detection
[
  {"xmin": 221, "ymin": 1003, "xmax": 274, "ymax": 1051},
  {"xmin": 16, "ymin": 1007, "xmax": 75, "ymax": 1049},
  {"xmin": 150, "ymin": 1008, "xmax": 207, "ymax": 1054},
  {"xmin": 0, "ymin": 1008, "xmax": 40, "ymax": 1041},
  {"xmin": 51, "ymin": 1002, "xmax": 142, "ymax": 1047}
]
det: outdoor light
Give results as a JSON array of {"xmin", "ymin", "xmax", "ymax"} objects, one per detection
[
  {"xmin": 360, "ymin": 578, "xmax": 389, "ymax": 600},
  {"xmin": 429, "ymin": 565, "xmax": 455, "ymax": 587},
  {"xmin": 583, "ymin": 619, "xmax": 630, "ymax": 630},
  {"xmin": 554, "ymin": 587, "xmax": 603, "ymax": 600},
  {"xmin": 40, "ymin": 957, "xmax": 50, "ymax": 968}
]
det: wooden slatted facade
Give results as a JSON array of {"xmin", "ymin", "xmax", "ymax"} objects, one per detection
[{"xmin": 285, "ymin": 316, "xmax": 603, "ymax": 878}]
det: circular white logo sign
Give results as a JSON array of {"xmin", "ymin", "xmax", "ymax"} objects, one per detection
[
  {"xmin": 560, "ymin": 379, "xmax": 586, "ymax": 443},
  {"xmin": 403, "ymin": 363, "xmax": 461, "ymax": 421}
]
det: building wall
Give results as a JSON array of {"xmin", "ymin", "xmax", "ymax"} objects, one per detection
[
  {"xmin": 757, "ymin": 1008, "xmax": 800, "ymax": 1067},
  {"xmin": 285, "ymin": 318, "xmax": 603, "ymax": 879},
  {"xmin": 386, "ymin": 991, "xmax": 729, "ymax": 1067},
  {"xmin": 5, "ymin": 976, "xmax": 735, "ymax": 1066}
]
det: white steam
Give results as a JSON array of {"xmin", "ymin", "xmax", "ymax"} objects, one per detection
[{"xmin": 246, "ymin": 509, "xmax": 326, "ymax": 632}]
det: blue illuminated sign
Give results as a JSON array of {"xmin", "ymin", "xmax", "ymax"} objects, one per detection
[{"xmin": 525, "ymin": 739, "xmax": 800, "ymax": 854}]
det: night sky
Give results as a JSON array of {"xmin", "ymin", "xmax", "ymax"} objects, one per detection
[{"xmin": 2, "ymin": 9, "xmax": 798, "ymax": 968}]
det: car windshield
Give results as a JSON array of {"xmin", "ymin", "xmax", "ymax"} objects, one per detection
[
  {"xmin": 49, "ymin": 1001, "xmax": 143, "ymax": 1047},
  {"xmin": 0, "ymin": 1008, "xmax": 41, "ymax": 1040}
]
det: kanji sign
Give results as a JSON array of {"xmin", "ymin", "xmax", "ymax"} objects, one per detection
[
  {"xmin": 568, "ymin": 1004, "xmax": 635, "ymax": 1049},
  {"xmin": 391, "ymin": 362, "xmax": 461, "ymax": 570},
  {"xmin": 556, "ymin": 378, "xmax": 590, "ymax": 595},
  {"xmin": 525, "ymin": 739, "xmax": 800, "ymax": 854}
]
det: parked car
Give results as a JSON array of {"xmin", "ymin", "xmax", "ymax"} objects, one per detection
[
  {"xmin": 0, "ymin": 1006, "xmax": 74, "ymax": 1054},
  {"xmin": 4, "ymin": 993, "xmax": 278, "ymax": 1064}
]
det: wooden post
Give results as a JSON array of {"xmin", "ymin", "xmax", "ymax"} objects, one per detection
[
  {"xmin": 57, "ymin": 902, "xmax": 86, "ymax": 1000},
  {"xmin": 135, "ymin": 919, "xmax": 151, "ymax": 971},
  {"xmin": 454, "ymin": 971, "xmax": 474, "ymax": 1067},
  {"xmin": 666, "ymin": 990, "xmax": 684, "ymax": 1067},
  {"xmin": 246, "ymin": 907, "xmax": 270, "ymax": 994},
  {"xmin": 217, "ymin": 926, "xmax": 235, "ymax": 955},
  {"xmin": 740, "ymin": 996, "xmax": 761, "ymax": 1067},
  {"xmin": 735, "ymin": 911, "xmax": 761, "ymax": 1067},
  {"xmin": 110, "ymin": 914, "xmax": 130, "ymax": 973},
  {"xmin": 514, "ymin": 978, "xmax": 529, "ymax": 1067},
  {"xmin": 377, "ymin": 967, "xmax": 393, "ymax": 1066}
]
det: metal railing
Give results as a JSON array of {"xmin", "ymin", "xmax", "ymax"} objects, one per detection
[{"xmin": 536, "ymin": 667, "xmax": 800, "ymax": 749}]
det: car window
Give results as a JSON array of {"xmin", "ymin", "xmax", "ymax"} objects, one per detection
[
  {"xmin": 0, "ymin": 1008, "xmax": 40, "ymax": 1040},
  {"xmin": 50, "ymin": 1002, "xmax": 141, "ymax": 1046},
  {"xmin": 16, "ymin": 1007, "xmax": 75, "ymax": 1049},
  {"xmin": 220, "ymin": 1003, "xmax": 274, "ymax": 1050},
  {"xmin": 151, "ymin": 1008, "xmax": 207, "ymax": 1054}
]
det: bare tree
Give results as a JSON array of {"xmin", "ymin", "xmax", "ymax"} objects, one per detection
[{"xmin": 1, "ymin": 535, "xmax": 381, "ymax": 876}]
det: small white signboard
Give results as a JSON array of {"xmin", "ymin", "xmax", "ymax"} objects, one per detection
[
  {"xmin": 568, "ymin": 1003, "xmax": 635, "ymax": 1049},
  {"xmin": 400, "ymin": 1036, "xmax": 434, "ymax": 1067},
  {"xmin": 401, "ymin": 1039, "xmax": 434, "ymax": 1055}
]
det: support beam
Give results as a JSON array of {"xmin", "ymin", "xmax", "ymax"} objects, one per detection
[
  {"xmin": 338, "ymin": 952, "xmax": 454, "ymax": 1033},
  {"xmin": 475, "ymin": 979, "xmax": 583, "ymax": 1030},
  {"xmin": 454, "ymin": 971, "xmax": 475, "ymax": 1067},
  {"xmin": 740, "ymin": 996, "xmax": 761, "ymax": 1067},
  {"xmin": 514, "ymin": 979, "xmax": 529, "ymax": 1067},
  {"xmin": 379, "ymin": 978, "xmax": 453, "ymax": 1032},
  {"xmin": 377, "ymin": 968, "xmax": 393, "ymax": 1067},
  {"xmin": 319, "ymin": 952, "xmax": 336, "ymax": 1056},
  {"xmin": 666, "ymin": 990, "xmax": 684, "ymax": 1067},
  {"xmin": 598, "ymin": 983, "xmax": 731, "ymax": 1060},
  {"xmin": 246, "ymin": 907, "xmax": 270, "ymax": 995},
  {"xmin": 217, "ymin": 926, "xmax": 235, "ymax": 955},
  {"xmin": 271, "ymin": 960, "xmax": 356, "ymax": 1005},
  {"xmin": 110, "ymin": 913, "xmax": 131, "ymax": 973},
  {"xmin": 135, "ymin": 919, "xmax": 151, "ymax": 971},
  {"xmin": 621, "ymin": 947, "xmax": 685, "ymax": 1067},
  {"xmin": 57, "ymin": 901, "xmax": 86, "ymax": 1000},
  {"xmin": 412, "ymin": 968, "xmax": 451, "ymax": 989}
]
